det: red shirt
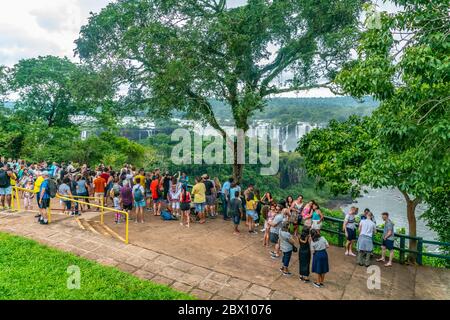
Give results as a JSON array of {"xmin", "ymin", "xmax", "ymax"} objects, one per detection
[
  {"xmin": 150, "ymin": 179, "xmax": 160, "ymax": 200},
  {"xmin": 93, "ymin": 177, "xmax": 106, "ymax": 193},
  {"xmin": 100, "ymin": 172, "xmax": 110, "ymax": 183}
]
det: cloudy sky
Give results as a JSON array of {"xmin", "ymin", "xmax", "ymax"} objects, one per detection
[{"xmin": 0, "ymin": 0, "xmax": 397, "ymax": 97}]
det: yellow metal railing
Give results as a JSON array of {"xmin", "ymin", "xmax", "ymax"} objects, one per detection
[
  {"xmin": 11, "ymin": 186, "xmax": 129, "ymax": 244},
  {"xmin": 56, "ymin": 194, "xmax": 129, "ymax": 244},
  {"xmin": 12, "ymin": 186, "xmax": 52, "ymax": 223}
]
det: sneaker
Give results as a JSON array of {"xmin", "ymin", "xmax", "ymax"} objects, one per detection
[
  {"xmin": 303, "ymin": 278, "xmax": 311, "ymax": 283},
  {"xmin": 319, "ymin": 283, "xmax": 325, "ymax": 287},
  {"xmin": 40, "ymin": 220, "xmax": 48, "ymax": 225},
  {"xmin": 376, "ymin": 258, "xmax": 385, "ymax": 262},
  {"xmin": 261, "ymin": 228, "xmax": 266, "ymax": 232},
  {"xmin": 279, "ymin": 267, "xmax": 284, "ymax": 273},
  {"xmin": 271, "ymin": 255, "xmax": 280, "ymax": 260},
  {"xmin": 313, "ymin": 282, "xmax": 321, "ymax": 288},
  {"xmin": 283, "ymin": 271, "xmax": 292, "ymax": 277}
]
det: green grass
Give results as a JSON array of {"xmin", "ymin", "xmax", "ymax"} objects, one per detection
[{"xmin": 0, "ymin": 232, "xmax": 194, "ymax": 300}]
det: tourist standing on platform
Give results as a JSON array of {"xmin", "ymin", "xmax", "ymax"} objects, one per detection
[
  {"xmin": 23, "ymin": 180, "xmax": 35, "ymax": 211},
  {"xmin": 192, "ymin": 177, "xmax": 206, "ymax": 224},
  {"xmin": 357, "ymin": 212, "xmax": 377, "ymax": 267},
  {"xmin": 344, "ymin": 206, "xmax": 358, "ymax": 257},
  {"xmin": 93, "ymin": 173, "xmax": 106, "ymax": 210},
  {"xmin": 203, "ymin": 174, "xmax": 216, "ymax": 218},
  {"xmin": 291, "ymin": 195, "xmax": 304, "ymax": 234},
  {"xmin": 279, "ymin": 222, "xmax": 296, "ymax": 276},
  {"xmin": 168, "ymin": 180, "xmax": 181, "ymax": 218},
  {"xmin": 58, "ymin": 178, "xmax": 72, "ymax": 215},
  {"xmin": 76, "ymin": 174, "xmax": 90, "ymax": 212},
  {"xmin": 245, "ymin": 191, "xmax": 258, "ymax": 234},
  {"xmin": 179, "ymin": 185, "xmax": 192, "ymax": 228},
  {"xmin": 38, "ymin": 171, "xmax": 51, "ymax": 225},
  {"xmin": 221, "ymin": 177, "xmax": 233, "ymax": 221},
  {"xmin": 311, "ymin": 201, "xmax": 324, "ymax": 231},
  {"xmin": 229, "ymin": 191, "xmax": 243, "ymax": 235},
  {"xmin": 310, "ymin": 229, "xmax": 330, "ymax": 288},
  {"xmin": 120, "ymin": 180, "xmax": 133, "ymax": 219},
  {"xmin": 262, "ymin": 204, "xmax": 274, "ymax": 246},
  {"xmin": 298, "ymin": 226, "xmax": 311, "ymax": 283},
  {"xmin": 377, "ymin": 212, "xmax": 395, "ymax": 267},
  {"xmin": 150, "ymin": 173, "xmax": 162, "ymax": 216},
  {"xmin": 0, "ymin": 163, "xmax": 13, "ymax": 210},
  {"xmin": 269, "ymin": 204, "xmax": 285, "ymax": 259},
  {"xmin": 132, "ymin": 177, "xmax": 146, "ymax": 224}
]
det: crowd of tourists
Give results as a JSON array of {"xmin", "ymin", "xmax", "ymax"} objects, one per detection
[{"xmin": 0, "ymin": 157, "xmax": 396, "ymax": 288}]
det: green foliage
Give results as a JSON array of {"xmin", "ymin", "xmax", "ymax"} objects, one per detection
[
  {"xmin": 300, "ymin": 2, "xmax": 450, "ymax": 243},
  {"xmin": 75, "ymin": 0, "xmax": 363, "ymax": 179},
  {"xmin": 0, "ymin": 232, "xmax": 193, "ymax": 300}
]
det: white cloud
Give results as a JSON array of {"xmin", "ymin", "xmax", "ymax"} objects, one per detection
[{"xmin": 0, "ymin": 0, "xmax": 110, "ymax": 66}]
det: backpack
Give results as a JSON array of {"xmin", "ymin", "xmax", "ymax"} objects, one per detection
[
  {"xmin": 0, "ymin": 170, "xmax": 8, "ymax": 188},
  {"xmin": 48, "ymin": 179, "xmax": 58, "ymax": 198},
  {"xmin": 161, "ymin": 210, "xmax": 176, "ymax": 221},
  {"xmin": 134, "ymin": 186, "xmax": 144, "ymax": 202}
]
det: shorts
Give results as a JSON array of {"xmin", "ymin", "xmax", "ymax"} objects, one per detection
[
  {"xmin": 382, "ymin": 239, "xmax": 394, "ymax": 250},
  {"xmin": 232, "ymin": 214, "xmax": 241, "ymax": 225},
  {"xmin": 134, "ymin": 200, "xmax": 146, "ymax": 208},
  {"xmin": 346, "ymin": 228, "xmax": 356, "ymax": 241},
  {"xmin": 63, "ymin": 200, "xmax": 72, "ymax": 210},
  {"xmin": 206, "ymin": 194, "xmax": 216, "ymax": 206},
  {"xmin": 311, "ymin": 220, "xmax": 322, "ymax": 230},
  {"xmin": 123, "ymin": 203, "xmax": 132, "ymax": 211},
  {"xmin": 195, "ymin": 203, "xmax": 206, "ymax": 213},
  {"xmin": 39, "ymin": 198, "xmax": 50, "ymax": 209},
  {"xmin": 269, "ymin": 233, "xmax": 279, "ymax": 244},
  {"xmin": 0, "ymin": 186, "xmax": 12, "ymax": 195},
  {"xmin": 246, "ymin": 210, "xmax": 258, "ymax": 221},
  {"xmin": 152, "ymin": 197, "xmax": 163, "ymax": 204},
  {"xmin": 171, "ymin": 202, "xmax": 180, "ymax": 210},
  {"xmin": 94, "ymin": 192, "xmax": 104, "ymax": 201},
  {"xmin": 180, "ymin": 202, "xmax": 191, "ymax": 211}
]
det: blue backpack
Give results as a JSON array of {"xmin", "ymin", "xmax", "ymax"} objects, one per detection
[
  {"xmin": 134, "ymin": 187, "xmax": 144, "ymax": 202},
  {"xmin": 161, "ymin": 210, "xmax": 176, "ymax": 221}
]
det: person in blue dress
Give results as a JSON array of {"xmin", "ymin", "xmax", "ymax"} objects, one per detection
[{"xmin": 310, "ymin": 229, "xmax": 329, "ymax": 288}]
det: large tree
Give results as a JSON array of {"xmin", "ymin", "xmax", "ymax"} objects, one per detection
[
  {"xmin": 75, "ymin": 0, "xmax": 363, "ymax": 182},
  {"xmin": 299, "ymin": 1, "xmax": 450, "ymax": 258},
  {"xmin": 8, "ymin": 56, "xmax": 118, "ymax": 128}
]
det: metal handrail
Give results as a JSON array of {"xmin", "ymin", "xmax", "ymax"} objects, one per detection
[
  {"xmin": 11, "ymin": 186, "xmax": 129, "ymax": 244},
  {"xmin": 319, "ymin": 215, "xmax": 450, "ymax": 265}
]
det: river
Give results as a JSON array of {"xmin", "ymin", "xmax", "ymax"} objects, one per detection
[{"xmin": 341, "ymin": 188, "xmax": 438, "ymax": 242}]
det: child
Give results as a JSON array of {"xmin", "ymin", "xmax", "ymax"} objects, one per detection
[
  {"xmin": 279, "ymin": 222, "xmax": 296, "ymax": 276},
  {"xmin": 263, "ymin": 204, "xmax": 275, "ymax": 247},
  {"xmin": 112, "ymin": 181, "xmax": 122, "ymax": 224},
  {"xmin": 168, "ymin": 183, "xmax": 181, "ymax": 218},
  {"xmin": 23, "ymin": 180, "xmax": 35, "ymax": 210},
  {"xmin": 310, "ymin": 229, "xmax": 330, "ymax": 288},
  {"xmin": 245, "ymin": 191, "xmax": 258, "ymax": 234},
  {"xmin": 179, "ymin": 185, "xmax": 191, "ymax": 228}
]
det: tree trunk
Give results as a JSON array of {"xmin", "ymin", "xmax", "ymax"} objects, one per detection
[
  {"xmin": 400, "ymin": 190, "xmax": 420, "ymax": 264},
  {"xmin": 232, "ymin": 163, "xmax": 244, "ymax": 185},
  {"xmin": 406, "ymin": 199, "xmax": 419, "ymax": 263}
]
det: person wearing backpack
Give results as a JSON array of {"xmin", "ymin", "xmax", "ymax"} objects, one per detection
[
  {"xmin": 0, "ymin": 164, "xmax": 13, "ymax": 210},
  {"xmin": 132, "ymin": 177, "xmax": 145, "ymax": 224},
  {"xmin": 38, "ymin": 171, "xmax": 51, "ymax": 225}
]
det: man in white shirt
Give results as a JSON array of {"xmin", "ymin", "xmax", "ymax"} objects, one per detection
[{"xmin": 357, "ymin": 212, "xmax": 377, "ymax": 267}]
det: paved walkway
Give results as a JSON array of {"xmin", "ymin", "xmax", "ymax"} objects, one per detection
[{"xmin": 0, "ymin": 209, "xmax": 448, "ymax": 300}]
